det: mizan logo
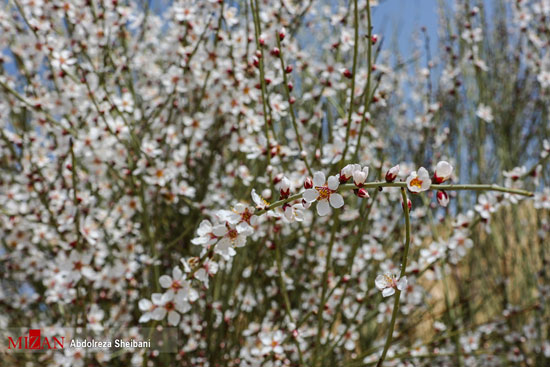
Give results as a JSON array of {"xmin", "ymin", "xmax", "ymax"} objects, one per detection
[{"xmin": 8, "ymin": 329, "xmax": 64, "ymax": 350}]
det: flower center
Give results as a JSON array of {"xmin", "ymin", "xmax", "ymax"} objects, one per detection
[
  {"xmin": 384, "ymin": 274, "xmax": 397, "ymax": 288},
  {"xmin": 171, "ymin": 280, "xmax": 182, "ymax": 291},
  {"xmin": 410, "ymin": 177, "xmax": 423, "ymax": 189},
  {"xmin": 315, "ymin": 186, "xmax": 332, "ymax": 200},
  {"xmin": 239, "ymin": 208, "xmax": 252, "ymax": 224},
  {"xmin": 227, "ymin": 228, "xmax": 238, "ymax": 240}
]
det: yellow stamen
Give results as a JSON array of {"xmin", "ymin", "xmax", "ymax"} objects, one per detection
[
  {"xmin": 410, "ymin": 177, "xmax": 423, "ymax": 189},
  {"xmin": 315, "ymin": 186, "xmax": 332, "ymax": 200}
]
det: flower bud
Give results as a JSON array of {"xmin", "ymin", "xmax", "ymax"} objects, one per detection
[
  {"xmin": 279, "ymin": 177, "xmax": 291, "ymax": 199},
  {"xmin": 285, "ymin": 65, "xmax": 293, "ymax": 73},
  {"xmin": 340, "ymin": 164, "xmax": 356, "ymax": 183},
  {"xmin": 304, "ymin": 177, "xmax": 313, "ymax": 189},
  {"xmin": 371, "ymin": 34, "xmax": 378, "ymax": 44},
  {"xmin": 273, "ymin": 173, "xmax": 283, "ymax": 184},
  {"xmin": 433, "ymin": 161, "xmax": 453, "ymax": 184},
  {"xmin": 262, "ymin": 188, "xmax": 272, "ymax": 200},
  {"xmin": 279, "ymin": 28, "xmax": 286, "ymax": 41},
  {"xmin": 437, "ymin": 190, "xmax": 449, "ymax": 207},
  {"xmin": 402, "ymin": 198, "xmax": 412, "ymax": 211},
  {"xmin": 342, "ymin": 68, "xmax": 352, "ymax": 79},
  {"xmin": 270, "ymin": 47, "xmax": 280, "ymax": 57},
  {"xmin": 356, "ymin": 188, "xmax": 370, "ymax": 198},
  {"xmin": 353, "ymin": 168, "xmax": 369, "ymax": 187},
  {"xmin": 385, "ymin": 164, "xmax": 400, "ymax": 182}
]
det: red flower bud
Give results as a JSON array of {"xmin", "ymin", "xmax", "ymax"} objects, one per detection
[
  {"xmin": 371, "ymin": 34, "xmax": 378, "ymax": 44},
  {"xmin": 356, "ymin": 188, "xmax": 370, "ymax": 199},
  {"xmin": 279, "ymin": 177, "xmax": 291, "ymax": 199},
  {"xmin": 342, "ymin": 69, "xmax": 352, "ymax": 79},
  {"xmin": 304, "ymin": 177, "xmax": 313, "ymax": 189},
  {"xmin": 385, "ymin": 164, "xmax": 400, "ymax": 182},
  {"xmin": 273, "ymin": 173, "xmax": 283, "ymax": 184},
  {"xmin": 437, "ymin": 190, "xmax": 449, "ymax": 207},
  {"xmin": 433, "ymin": 161, "xmax": 453, "ymax": 184},
  {"xmin": 279, "ymin": 28, "xmax": 286, "ymax": 41}
]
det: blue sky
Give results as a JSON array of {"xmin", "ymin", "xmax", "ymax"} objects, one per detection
[{"xmin": 372, "ymin": 0, "xmax": 440, "ymax": 56}]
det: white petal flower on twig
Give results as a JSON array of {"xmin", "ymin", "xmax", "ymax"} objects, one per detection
[
  {"xmin": 375, "ymin": 273, "xmax": 407, "ymax": 297},
  {"xmin": 302, "ymin": 171, "xmax": 345, "ymax": 216}
]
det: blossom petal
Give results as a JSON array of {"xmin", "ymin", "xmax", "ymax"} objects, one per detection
[
  {"xmin": 329, "ymin": 193, "xmax": 344, "ymax": 208},
  {"xmin": 212, "ymin": 225, "xmax": 227, "ymax": 237},
  {"xmin": 375, "ymin": 275, "xmax": 388, "ymax": 290},
  {"xmin": 151, "ymin": 293, "xmax": 163, "ymax": 305},
  {"xmin": 317, "ymin": 200, "xmax": 331, "ymax": 216},
  {"xmin": 191, "ymin": 236, "xmax": 207, "ymax": 245},
  {"xmin": 327, "ymin": 175, "xmax": 340, "ymax": 190},
  {"xmin": 417, "ymin": 167, "xmax": 430, "ymax": 180},
  {"xmin": 397, "ymin": 276, "xmax": 408, "ymax": 291},
  {"xmin": 159, "ymin": 275, "xmax": 172, "ymax": 288},
  {"xmin": 233, "ymin": 203, "xmax": 246, "ymax": 213},
  {"xmin": 421, "ymin": 179, "xmax": 432, "ymax": 191},
  {"xmin": 152, "ymin": 307, "xmax": 166, "ymax": 320},
  {"xmin": 303, "ymin": 189, "xmax": 319, "ymax": 203},
  {"xmin": 313, "ymin": 171, "xmax": 326, "ymax": 187},
  {"xmin": 435, "ymin": 161, "xmax": 453, "ymax": 178},
  {"xmin": 382, "ymin": 288, "xmax": 395, "ymax": 297},
  {"xmin": 138, "ymin": 299, "xmax": 152, "ymax": 311},
  {"xmin": 168, "ymin": 311, "xmax": 180, "ymax": 326},
  {"xmin": 173, "ymin": 267, "xmax": 183, "ymax": 280},
  {"xmin": 139, "ymin": 314, "xmax": 151, "ymax": 323},
  {"xmin": 176, "ymin": 300, "xmax": 191, "ymax": 313},
  {"xmin": 236, "ymin": 221, "xmax": 253, "ymax": 234},
  {"xmin": 196, "ymin": 220, "xmax": 212, "ymax": 236},
  {"xmin": 251, "ymin": 189, "xmax": 262, "ymax": 206}
]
